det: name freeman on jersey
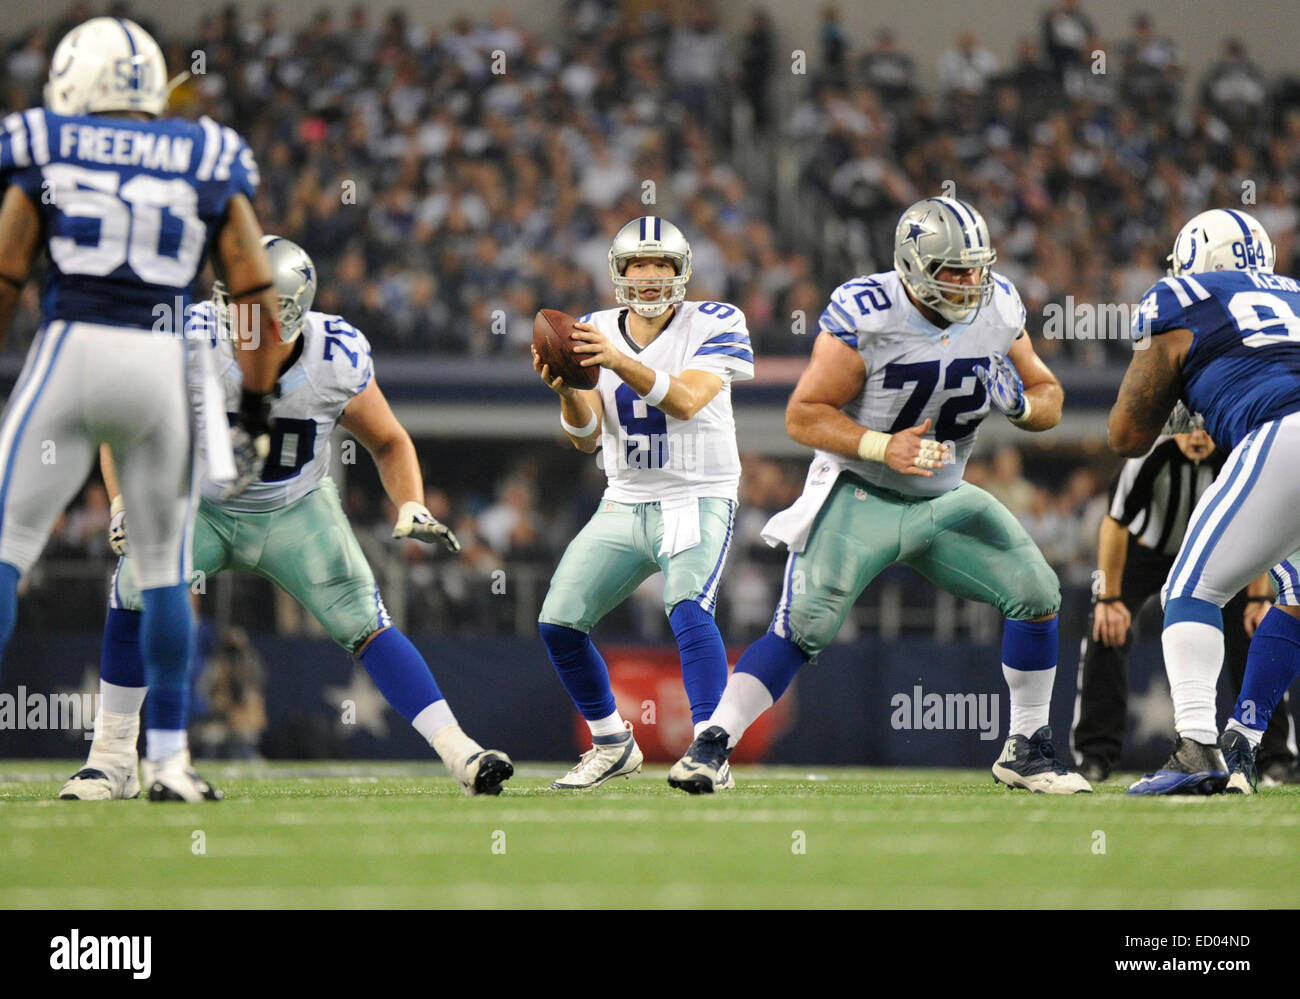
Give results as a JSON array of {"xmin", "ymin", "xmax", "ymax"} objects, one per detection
[{"xmin": 57, "ymin": 122, "xmax": 193, "ymax": 173}]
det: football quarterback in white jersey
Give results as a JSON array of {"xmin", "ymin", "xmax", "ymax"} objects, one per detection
[
  {"xmin": 670, "ymin": 197, "xmax": 1092, "ymax": 794},
  {"xmin": 531, "ymin": 216, "xmax": 752, "ymax": 789}
]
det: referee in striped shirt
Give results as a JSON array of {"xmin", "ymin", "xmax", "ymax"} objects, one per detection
[{"xmin": 1071, "ymin": 428, "xmax": 1297, "ymax": 783}]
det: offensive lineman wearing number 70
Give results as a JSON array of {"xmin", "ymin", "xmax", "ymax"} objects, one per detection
[
  {"xmin": 532, "ymin": 216, "xmax": 753, "ymax": 790},
  {"xmin": 669, "ymin": 197, "xmax": 1093, "ymax": 794}
]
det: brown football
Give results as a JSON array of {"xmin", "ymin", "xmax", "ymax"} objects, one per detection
[{"xmin": 533, "ymin": 308, "xmax": 599, "ymax": 390}]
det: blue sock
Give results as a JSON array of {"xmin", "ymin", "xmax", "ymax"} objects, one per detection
[
  {"xmin": 669, "ymin": 601, "xmax": 729, "ymax": 723},
  {"xmin": 735, "ymin": 631, "xmax": 808, "ymax": 702},
  {"xmin": 140, "ymin": 584, "xmax": 193, "ymax": 732},
  {"xmin": 1002, "ymin": 616, "xmax": 1058, "ymax": 671},
  {"xmin": 1234, "ymin": 608, "xmax": 1300, "ymax": 732},
  {"xmin": 540, "ymin": 622, "xmax": 616, "ymax": 721},
  {"xmin": 0, "ymin": 561, "xmax": 21, "ymax": 667},
  {"xmin": 357, "ymin": 627, "xmax": 444, "ymax": 723},
  {"xmin": 102, "ymin": 607, "xmax": 146, "ymax": 688}
]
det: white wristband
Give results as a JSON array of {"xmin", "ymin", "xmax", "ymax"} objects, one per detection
[
  {"xmin": 560, "ymin": 408, "xmax": 598, "ymax": 437},
  {"xmin": 1009, "ymin": 395, "xmax": 1033, "ymax": 426},
  {"xmin": 857, "ymin": 429, "xmax": 890, "ymax": 462},
  {"xmin": 640, "ymin": 369, "xmax": 671, "ymax": 407}
]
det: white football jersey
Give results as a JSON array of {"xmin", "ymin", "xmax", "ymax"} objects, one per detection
[
  {"xmin": 579, "ymin": 301, "xmax": 754, "ymax": 504},
  {"xmin": 814, "ymin": 269, "xmax": 1026, "ymax": 497},
  {"xmin": 191, "ymin": 302, "xmax": 373, "ymax": 512}
]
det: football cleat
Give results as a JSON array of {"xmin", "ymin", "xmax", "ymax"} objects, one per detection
[
  {"xmin": 59, "ymin": 766, "xmax": 140, "ymax": 801},
  {"xmin": 552, "ymin": 721, "xmax": 643, "ymax": 789},
  {"xmin": 1220, "ymin": 729, "xmax": 1258, "ymax": 795},
  {"xmin": 60, "ymin": 710, "xmax": 141, "ymax": 800},
  {"xmin": 453, "ymin": 749, "xmax": 514, "ymax": 797},
  {"xmin": 1127, "ymin": 737, "xmax": 1228, "ymax": 796},
  {"xmin": 667, "ymin": 725, "xmax": 733, "ymax": 795},
  {"xmin": 714, "ymin": 760, "xmax": 736, "ymax": 791},
  {"xmin": 991, "ymin": 726, "xmax": 1093, "ymax": 794},
  {"xmin": 143, "ymin": 751, "xmax": 223, "ymax": 802}
]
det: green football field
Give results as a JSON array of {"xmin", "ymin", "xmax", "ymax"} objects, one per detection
[{"xmin": 1, "ymin": 760, "xmax": 1297, "ymax": 909}]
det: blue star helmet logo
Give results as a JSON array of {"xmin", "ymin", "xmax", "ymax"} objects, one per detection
[
  {"xmin": 904, "ymin": 219, "xmax": 930, "ymax": 248},
  {"xmin": 296, "ymin": 262, "xmax": 314, "ymax": 283}
]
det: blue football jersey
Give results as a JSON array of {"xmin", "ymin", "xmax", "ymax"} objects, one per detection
[
  {"xmin": 0, "ymin": 107, "xmax": 258, "ymax": 331},
  {"xmin": 1138, "ymin": 270, "xmax": 1300, "ymax": 451}
]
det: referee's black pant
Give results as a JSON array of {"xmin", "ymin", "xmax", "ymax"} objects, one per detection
[{"xmin": 1072, "ymin": 535, "xmax": 1295, "ymax": 770}]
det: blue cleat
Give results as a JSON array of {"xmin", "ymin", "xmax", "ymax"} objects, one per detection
[
  {"xmin": 1127, "ymin": 737, "xmax": 1228, "ymax": 795},
  {"xmin": 991, "ymin": 726, "xmax": 1092, "ymax": 793},
  {"xmin": 667, "ymin": 725, "xmax": 732, "ymax": 795},
  {"xmin": 1220, "ymin": 729, "xmax": 1258, "ymax": 794}
]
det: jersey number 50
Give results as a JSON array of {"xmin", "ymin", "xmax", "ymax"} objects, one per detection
[{"xmin": 41, "ymin": 164, "xmax": 206, "ymax": 285}]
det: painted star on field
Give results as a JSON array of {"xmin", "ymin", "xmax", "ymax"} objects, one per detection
[{"xmin": 324, "ymin": 666, "xmax": 390, "ymax": 739}]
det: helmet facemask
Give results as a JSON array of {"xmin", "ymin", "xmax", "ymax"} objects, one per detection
[
  {"xmin": 904, "ymin": 253, "xmax": 996, "ymax": 323},
  {"xmin": 612, "ymin": 257, "xmax": 690, "ymax": 318}
]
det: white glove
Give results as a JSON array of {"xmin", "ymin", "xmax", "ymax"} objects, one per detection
[
  {"xmin": 1161, "ymin": 400, "xmax": 1205, "ymax": 436},
  {"xmin": 393, "ymin": 501, "xmax": 461, "ymax": 553},
  {"xmin": 108, "ymin": 494, "xmax": 128, "ymax": 556},
  {"xmin": 974, "ymin": 351, "xmax": 1027, "ymax": 421}
]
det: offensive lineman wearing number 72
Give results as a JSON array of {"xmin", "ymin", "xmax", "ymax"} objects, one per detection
[{"xmin": 669, "ymin": 197, "xmax": 1093, "ymax": 794}]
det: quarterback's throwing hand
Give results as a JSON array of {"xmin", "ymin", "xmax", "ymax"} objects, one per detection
[
  {"xmin": 108, "ymin": 494, "xmax": 128, "ymax": 556},
  {"xmin": 569, "ymin": 321, "xmax": 622, "ymax": 371},
  {"xmin": 393, "ymin": 500, "xmax": 461, "ymax": 554},
  {"xmin": 974, "ymin": 352, "xmax": 1026, "ymax": 420}
]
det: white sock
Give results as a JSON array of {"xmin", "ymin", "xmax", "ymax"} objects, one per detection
[
  {"xmin": 1002, "ymin": 664, "xmax": 1054, "ymax": 738},
  {"xmin": 587, "ymin": 711, "xmax": 626, "ymax": 739},
  {"xmin": 413, "ymin": 699, "xmax": 455, "ymax": 744},
  {"xmin": 100, "ymin": 679, "xmax": 146, "ymax": 716},
  {"xmin": 693, "ymin": 720, "xmax": 712, "ymax": 737},
  {"xmin": 1162, "ymin": 620, "xmax": 1223, "ymax": 744},
  {"xmin": 145, "ymin": 728, "xmax": 187, "ymax": 762},
  {"xmin": 1225, "ymin": 717, "xmax": 1264, "ymax": 748},
  {"xmin": 710, "ymin": 672, "xmax": 774, "ymax": 750}
]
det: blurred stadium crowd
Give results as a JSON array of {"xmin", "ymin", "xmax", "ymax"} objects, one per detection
[
  {"xmin": 2, "ymin": 0, "xmax": 1293, "ymax": 643},
  {"xmin": 3, "ymin": 0, "xmax": 1299, "ymax": 362}
]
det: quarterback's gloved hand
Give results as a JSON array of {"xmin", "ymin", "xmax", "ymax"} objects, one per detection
[
  {"xmin": 974, "ymin": 351, "xmax": 1027, "ymax": 420},
  {"xmin": 223, "ymin": 389, "xmax": 272, "ymax": 500},
  {"xmin": 1161, "ymin": 400, "xmax": 1205, "ymax": 436},
  {"xmin": 392, "ymin": 501, "xmax": 461, "ymax": 553},
  {"xmin": 108, "ymin": 494, "xmax": 128, "ymax": 556}
]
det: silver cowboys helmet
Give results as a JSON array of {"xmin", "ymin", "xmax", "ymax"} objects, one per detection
[
  {"xmin": 893, "ymin": 197, "xmax": 997, "ymax": 323},
  {"xmin": 1168, "ymin": 208, "xmax": 1274, "ymax": 276},
  {"xmin": 608, "ymin": 216, "xmax": 692, "ymax": 318},
  {"xmin": 213, "ymin": 235, "xmax": 317, "ymax": 342},
  {"xmin": 46, "ymin": 17, "xmax": 172, "ymax": 117}
]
